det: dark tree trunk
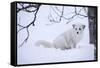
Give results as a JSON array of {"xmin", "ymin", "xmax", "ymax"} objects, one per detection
[
  {"xmin": 88, "ymin": 7, "xmax": 97, "ymax": 60},
  {"xmin": 88, "ymin": 7, "xmax": 97, "ymax": 46}
]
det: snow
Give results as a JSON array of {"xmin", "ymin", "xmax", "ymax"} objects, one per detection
[
  {"xmin": 17, "ymin": 4, "xmax": 95, "ymax": 65},
  {"xmin": 18, "ymin": 43, "xmax": 94, "ymax": 65}
]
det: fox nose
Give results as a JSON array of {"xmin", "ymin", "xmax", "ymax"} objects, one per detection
[{"xmin": 77, "ymin": 32, "xmax": 79, "ymax": 34}]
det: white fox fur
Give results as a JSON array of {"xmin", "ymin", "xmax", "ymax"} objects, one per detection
[{"xmin": 35, "ymin": 23, "xmax": 85, "ymax": 50}]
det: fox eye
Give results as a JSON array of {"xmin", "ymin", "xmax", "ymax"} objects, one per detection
[{"xmin": 79, "ymin": 28, "xmax": 81, "ymax": 30}]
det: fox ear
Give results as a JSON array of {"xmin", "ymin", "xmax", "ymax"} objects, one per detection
[
  {"xmin": 72, "ymin": 24, "xmax": 76, "ymax": 28},
  {"xmin": 82, "ymin": 25, "xmax": 85, "ymax": 29}
]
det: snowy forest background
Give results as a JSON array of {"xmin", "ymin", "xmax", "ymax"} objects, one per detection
[{"xmin": 17, "ymin": 3, "xmax": 97, "ymax": 65}]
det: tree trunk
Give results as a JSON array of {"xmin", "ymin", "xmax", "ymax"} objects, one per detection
[{"xmin": 88, "ymin": 7, "xmax": 97, "ymax": 59}]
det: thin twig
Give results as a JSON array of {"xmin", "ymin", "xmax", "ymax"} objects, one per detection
[
  {"xmin": 17, "ymin": 24, "xmax": 25, "ymax": 28},
  {"xmin": 18, "ymin": 28, "xmax": 29, "ymax": 48}
]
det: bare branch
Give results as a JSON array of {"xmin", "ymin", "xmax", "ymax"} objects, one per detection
[
  {"xmin": 17, "ymin": 24, "xmax": 25, "ymax": 28},
  {"xmin": 77, "ymin": 7, "xmax": 88, "ymax": 17},
  {"xmin": 18, "ymin": 28, "xmax": 29, "ymax": 48},
  {"xmin": 59, "ymin": 6, "xmax": 64, "ymax": 22},
  {"xmin": 17, "ymin": 3, "xmax": 40, "ymax": 13},
  {"xmin": 48, "ymin": 6, "xmax": 65, "ymax": 24},
  {"xmin": 51, "ymin": 6, "xmax": 60, "ymax": 19},
  {"xmin": 55, "ymin": 6, "xmax": 62, "ymax": 13},
  {"xmin": 17, "ymin": 3, "xmax": 41, "ymax": 47},
  {"xmin": 48, "ymin": 6, "xmax": 88, "ymax": 24}
]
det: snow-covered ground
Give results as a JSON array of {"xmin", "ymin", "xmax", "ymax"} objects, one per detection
[
  {"xmin": 17, "ymin": 4, "xmax": 95, "ymax": 65},
  {"xmin": 18, "ymin": 43, "xmax": 94, "ymax": 65}
]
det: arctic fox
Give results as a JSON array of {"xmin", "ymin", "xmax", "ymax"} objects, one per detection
[{"xmin": 35, "ymin": 23, "xmax": 85, "ymax": 50}]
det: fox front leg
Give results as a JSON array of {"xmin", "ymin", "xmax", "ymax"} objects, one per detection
[
  {"xmin": 73, "ymin": 44, "xmax": 76, "ymax": 48},
  {"xmin": 71, "ymin": 43, "xmax": 76, "ymax": 49}
]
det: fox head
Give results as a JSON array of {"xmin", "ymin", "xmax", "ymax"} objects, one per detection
[{"xmin": 72, "ymin": 23, "xmax": 85, "ymax": 34}]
